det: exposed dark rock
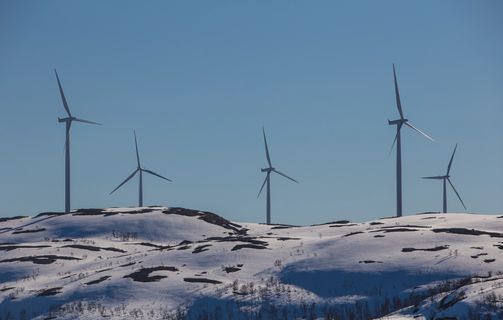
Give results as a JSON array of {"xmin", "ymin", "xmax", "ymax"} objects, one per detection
[
  {"xmin": 270, "ymin": 225, "xmax": 294, "ymax": 230},
  {"xmin": 231, "ymin": 244, "xmax": 268, "ymax": 251},
  {"xmin": 206, "ymin": 236, "xmax": 268, "ymax": 246},
  {"xmin": 312, "ymin": 220, "xmax": 350, "ymax": 226},
  {"xmin": 119, "ymin": 262, "xmax": 136, "ymax": 267},
  {"xmin": 276, "ymin": 237, "xmax": 301, "ymax": 241},
  {"xmin": 381, "ymin": 228, "xmax": 419, "ymax": 233},
  {"xmin": 183, "ymin": 277, "xmax": 222, "ymax": 284},
  {"xmin": 34, "ymin": 212, "xmax": 65, "ymax": 218},
  {"xmin": 402, "ymin": 245, "xmax": 449, "ymax": 252},
  {"xmin": 0, "ymin": 255, "xmax": 81, "ymax": 264},
  {"xmin": 38, "ymin": 287, "xmax": 62, "ymax": 296},
  {"xmin": 329, "ymin": 224, "xmax": 358, "ymax": 228},
  {"xmin": 124, "ymin": 266, "xmax": 179, "ymax": 282},
  {"xmin": 192, "ymin": 244, "xmax": 212, "ymax": 254},
  {"xmin": 12, "ymin": 228, "xmax": 46, "ymax": 234},
  {"xmin": 380, "ymin": 225, "xmax": 431, "ymax": 229},
  {"xmin": 432, "ymin": 228, "xmax": 503, "ymax": 238},
  {"xmin": 0, "ymin": 245, "xmax": 51, "ymax": 251},
  {"xmin": 343, "ymin": 231, "xmax": 363, "ymax": 237},
  {"xmin": 0, "ymin": 216, "xmax": 28, "ymax": 223},
  {"xmin": 223, "ymin": 266, "xmax": 241, "ymax": 273},
  {"xmin": 62, "ymin": 244, "xmax": 126, "ymax": 253},
  {"xmin": 163, "ymin": 207, "xmax": 246, "ymax": 235},
  {"xmin": 129, "ymin": 242, "xmax": 171, "ymax": 250},
  {"xmin": 85, "ymin": 276, "xmax": 111, "ymax": 285}
]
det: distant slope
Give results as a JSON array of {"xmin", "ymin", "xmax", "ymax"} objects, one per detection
[{"xmin": 1, "ymin": 207, "xmax": 502, "ymax": 319}]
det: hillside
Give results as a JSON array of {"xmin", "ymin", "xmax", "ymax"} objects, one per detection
[{"xmin": 0, "ymin": 207, "xmax": 502, "ymax": 319}]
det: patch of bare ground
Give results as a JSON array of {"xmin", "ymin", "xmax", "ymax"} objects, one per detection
[
  {"xmin": 85, "ymin": 276, "xmax": 111, "ymax": 285},
  {"xmin": 183, "ymin": 277, "xmax": 222, "ymax": 284},
  {"xmin": 343, "ymin": 231, "xmax": 363, "ymax": 237},
  {"xmin": 163, "ymin": 207, "xmax": 246, "ymax": 235},
  {"xmin": 223, "ymin": 266, "xmax": 241, "ymax": 273},
  {"xmin": 12, "ymin": 228, "xmax": 46, "ymax": 234},
  {"xmin": 192, "ymin": 244, "xmax": 212, "ymax": 253},
  {"xmin": 0, "ymin": 245, "xmax": 51, "ymax": 251},
  {"xmin": 432, "ymin": 228, "xmax": 503, "ymax": 238},
  {"xmin": 402, "ymin": 245, "xmax": 449, "ymax": 252},
  {"xmin": 231, "ymin": 244, "xmax": 268, "ymax": 251},
  {"xmin": 0, "ymin": 255, "xmax": 80, "ymax": 264},
  {"xmin": 62, "ymin": 244, "xmax": 126, "ymax": 253},
  {"xmin": 0, "ymin": 216, "xmax": 28, "ymax": 223},
  {"xmin": 38, "ymin": 287, "xmax": 62, "ymax": 296},
  {"xmin": 124, "ymin": 266, "xmax": 178, "ymax": 282}
]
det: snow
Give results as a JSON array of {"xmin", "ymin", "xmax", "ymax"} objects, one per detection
[{"xmin": 1, "ymin": 207, "xmax": 502, "ymax": 319}]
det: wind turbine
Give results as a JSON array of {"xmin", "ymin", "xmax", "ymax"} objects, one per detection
[
  {"xmin": 55, "ymin": 69, "xmax": 102, "ymax": 213},
  {"xmin": 110, "ymin": 131, "xmax": 172, "ymax": 207},
  {"xmin": 422, "ymin": 144, "xmax": 466, "ymax": 213},
  {"xmin": 257, "ymin": 127, "xmax": 298, "ymax": 225},
  {"xmin": 388, "ymin": 64, "xmax": 434, "ymax": 217}
]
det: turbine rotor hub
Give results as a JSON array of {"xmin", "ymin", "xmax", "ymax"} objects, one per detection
[{"xmin": 388, "ymin": 118, "xmax": 408, "ymax": 126}]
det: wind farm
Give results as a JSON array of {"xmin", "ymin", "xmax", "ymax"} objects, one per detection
[{"xmin": 1, "ymin": 2, "xmax": 502, "ymax": 319}]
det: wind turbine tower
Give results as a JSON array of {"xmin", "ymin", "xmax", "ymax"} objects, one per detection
[
  {"xmin": 110, "ymin": 131, "xmax": 172, "ymax": 207},
  {"xmin": 388, "ymin": 64, "xmax": 434, "ymax": 217},
  {"xmin": 55, "ymin": 70, "xmax": 101, "ymax": 213},
  {"xmin": 422, "ymin": 144, "xmax": 466, "ymax": 213},
  {"xmin": 257, "ymin": 127, "xmax": 298, "ymax": 224}
]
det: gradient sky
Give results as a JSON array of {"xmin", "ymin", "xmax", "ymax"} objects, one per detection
[{"xmin": 1, "ymin": 1, "xmax": 502, "ymax": 224}]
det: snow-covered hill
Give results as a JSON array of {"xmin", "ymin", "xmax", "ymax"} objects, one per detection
[{"xmin": 1, "ymin": 207, "xmax": 502, "ymax": 319}]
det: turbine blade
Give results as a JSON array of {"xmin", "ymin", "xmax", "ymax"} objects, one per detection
[
  {"xmin": 134, "ymin": 130, "xmax": 140, "ymax": 167},
  {"xmin": 73, "ymin": 118, "xmax": 102, "ymax": 126},
  {"xmin": 447, "ymin": 178, "xmax": 466, "ymax": 210},
  {"xmin": 110, "ymin": 169, "xmax": 139, "ymax": 194},
  {"xmin": 393, "ymin": 64, "xmax": 404, "ymax": 120},
  {"xmin": 447, "ymin": 143, "xmax": 458, "ymax": 175},
  {"xmin": 272, "ymin": 169, "xmax": 298, "ymax": 183},
  {"xmin": 257, "ymin": 173, "xmax": 270, "ymax": 198},
  {"xmin": 54, "ymin": 69, "xmax": 72, "ymax": 117},
  {"xmin": 405, "ymin": 122, "xmax": 434, "ymax": 141},
  {"xmin": 262, "ymin": 127, "xmax": 272, "ymax": 167},
  {"xmin": 389, "ymin": 123, "xmax": 403, "ymax": 155},
  {"xmin": 143, "ymin": 169, "xmax": 172, "ymax": 182},
  {"xmin": 421, "ymin": 176, "xmax": 444, "ymax": 180}
]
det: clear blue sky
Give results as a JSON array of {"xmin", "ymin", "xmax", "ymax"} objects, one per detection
[{"xmin": 1, "ymin": 1, "xmax": 502, "ymax": 224}]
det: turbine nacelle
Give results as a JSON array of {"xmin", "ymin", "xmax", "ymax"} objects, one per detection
[
  {"xmin": 388, "ymin": 118, "xmax": 408, "ymax": 126},
  {"xmin": 58, "ymin": 116, "xmax": 74, "ymax": 123},
  {"xmin": 261, "ymin": 167, "xmax": 274, "ymax": 173}
]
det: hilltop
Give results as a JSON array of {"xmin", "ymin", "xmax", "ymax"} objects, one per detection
[{"xmin": 1, "ymin": 207, "xmax": 502, "ymax": 319}]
